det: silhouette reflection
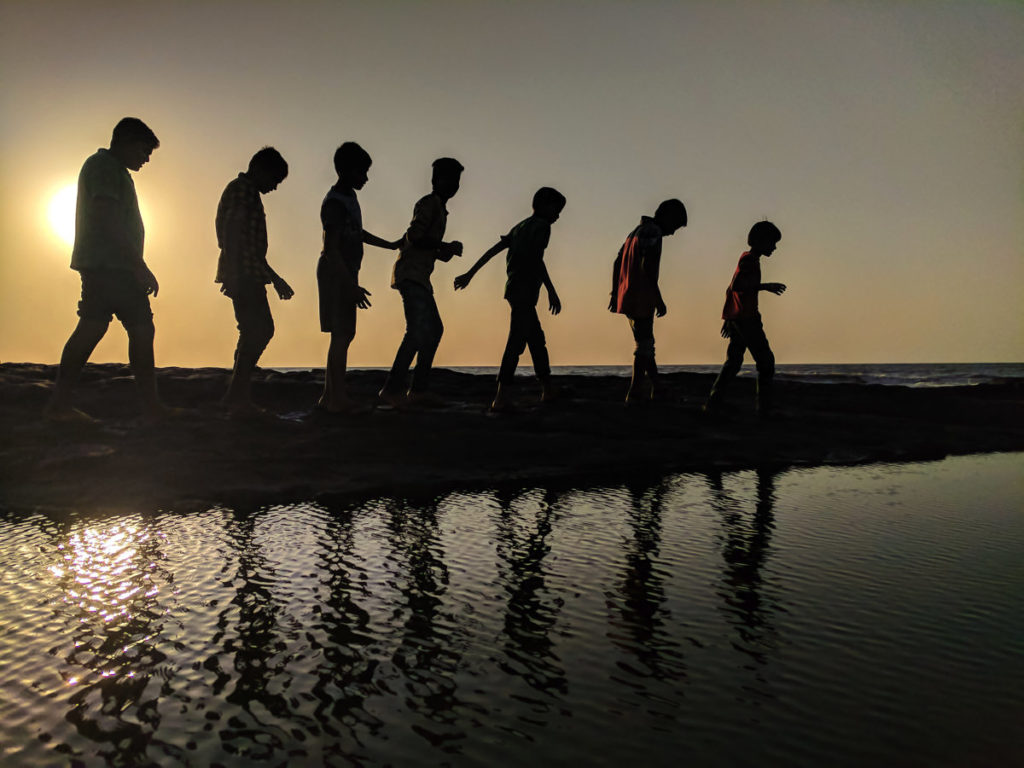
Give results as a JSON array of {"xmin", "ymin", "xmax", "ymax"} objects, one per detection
[
  {"xmin": 707, "ymin": 468, "xmax": 782, "ymax": 668},
  {"xmin": 606, "ymin": 479, "xmax": 686, "ymax": 682},
  {"xmin": 492, "ymin": 487, "xmax": 568, "ymax": 698}
]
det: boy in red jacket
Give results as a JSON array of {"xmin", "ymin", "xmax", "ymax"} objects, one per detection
[{"xmin": 704, "ymin": 221, "xmax": 786, "ymax": 416}]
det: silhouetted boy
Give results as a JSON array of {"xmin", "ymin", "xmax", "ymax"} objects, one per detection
[
  {"xmin": 454, "ymin": 187, "xmax": 566, "ymax": 411},
  {"xmin": 703, "ymin": 221, "xmax": 786, "ymax": 416},
  {"xmin": 610, "ymin": 199, "xmax": 688, "ymax": 403},
  {"xmin": 46, "ymin": 117, "xmax": 169, "ymax": 423},
  {"xmin": 379, "ymin": 158, "xmax": 464, "ymax": 408},
  {"xmin": 317, "ymin": 142, "xmax": 401, "ymax": 412},
  {"xmin": 215, "ymin": 147, "xmax": 293, "ymax": 414}
]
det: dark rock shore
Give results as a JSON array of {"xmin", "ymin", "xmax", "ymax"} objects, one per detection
[{"xmin": 1, "ymin": 362, "xmax": 1022, "ymax": 510}]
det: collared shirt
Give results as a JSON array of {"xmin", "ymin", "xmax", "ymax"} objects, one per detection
[
  {"xmin": 320, "ymin": 184, "xmax": 363, "ymax": 274},
  {"xmin": 722, "ymin": 251, "xmax": 761, "ymax": 320},
  {"xmin": 612, "ymin": 216, "xmax": 663, "ymax": 318},
  {"xmin": 503, "ymin": 215, "xmax": 551, "ymax": 305},
  {"xmin": 70, "ymin": 148, "xmax": 145, "ymax": 272},
  {"xmin": 215, "ymin": 172, "xmax": 270, "ymax": 287},
  {"xmin": 391, "ymin": 193, "xmax": 448, "ymax": 292}
]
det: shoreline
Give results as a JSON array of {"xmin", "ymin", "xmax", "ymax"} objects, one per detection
[{"xmin": 2, "ymin": 362, "xmax": 1022, "ymax": 511}]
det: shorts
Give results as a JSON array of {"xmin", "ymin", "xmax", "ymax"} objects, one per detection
[
  {"xmin": 77, "ymin": 269, "xmax": 152, "ymax": 328},
  {"xmin": 229, "ymin": 282, "xmax": 274, "ymax": 342},
  {"xmin": 317, "ymin": 255, "xmax": 358, "ymax": 336},
  {"xmin": 628, "ymin": 315, "xmax": 655, "ymax": 357}
]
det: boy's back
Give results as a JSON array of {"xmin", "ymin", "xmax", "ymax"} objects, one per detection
[{"xmin": 503, "ymin": 214, "xmax": 551, "ymax": 305}]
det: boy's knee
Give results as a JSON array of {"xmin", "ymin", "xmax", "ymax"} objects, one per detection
[
  {"xmin": 126, "ymin": 318, "xmax": 155, "ymax": 342},
  {"xmin": 634, "ymin": 337, "xmax": 655, "ymax": 358}
]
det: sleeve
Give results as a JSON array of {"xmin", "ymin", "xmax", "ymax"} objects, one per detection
[
  {"xmin": 81, "ymin": 156, "xmax": 124, "ymax": 202},
  {"xmin": 321, "ymin": 197, "xmax": 351, "ymax": 234},
  {"xmin": 406, "ymin": 195, "xmax": 441, "ymax": 247},
  {"xmin": 731, "ymin": 257, "xmax": 759, "ymax": 294},
  {"xmin": 216, "ymin": 181, "xmax": 250, "ymax": 250}
]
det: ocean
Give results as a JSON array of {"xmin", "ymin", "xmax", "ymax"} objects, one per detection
[
  {"xmin": 279, "ymin": 362, "xmax": 1024, "ymax": 389},
  {"xmin": 1, "ymin": 452, "xmax": 1021, "ymax": 766}
]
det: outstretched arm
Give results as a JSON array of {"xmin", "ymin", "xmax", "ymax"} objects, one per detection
[
  {"xmin": 760, "ymin": 282, "xmax": 787, "ymax": 295},
  {"xmin": 454, "ymin": 237, "xmax": 508, "ymax": 289},
  {"xmin": 642, "ymin": 246, "xmax": 666, "ymax": 317},
  {"xmin": 541, "ymin": 263, "xmax": 561, "ymax": 315},
  {"xmin": 362, "ymin": 230, "xmax": 402, "ymax": 250}
]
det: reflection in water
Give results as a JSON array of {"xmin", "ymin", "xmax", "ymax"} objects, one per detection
[
  {"xmin": 2, "ymin": 454, "xmax": 1020, "ymax": 766},
  {"xmin": 384, "ymin": 499, "xmax": 466, "ymax": 752},
  {"xmin": 53, "ymin": 519, "xmax": 173, "ymax": 765},
  {"xmin": 607, "ymin": 480, "xmax": 686, "ymax": 683},
  {"xmin": 493, "ymin": 488, "xmax": 568, "ymax": 698},
  {"xmin": 708, "ymin": 468, "xmax": 781, "ymax": 671}
]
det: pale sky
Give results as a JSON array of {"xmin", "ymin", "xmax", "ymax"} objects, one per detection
[{"xmin": 2, "ymin": 1, "xmax": 1022, "ymax": 366}]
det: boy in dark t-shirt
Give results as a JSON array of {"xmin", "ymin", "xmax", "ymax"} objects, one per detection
[
  {"xmin": 703, "ymin": 220, "xmax": 786, "ymax": 417},
  {"xmin": 454, "ymin": 187, "xmax": 566, "ymax": 411},
  {"xmin": 215, "ymin": 146, "xmax": 293, "ymax": 415},
  {"xmin": 317, "ymin": 142, "xmax": 401, "ymax": 413},
  {"xmin": 610, "ymin": 199, "xmax": 688, "ymax": 403}
]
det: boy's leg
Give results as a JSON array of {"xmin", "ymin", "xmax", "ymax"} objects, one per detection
[
  {"xmin": 494, "ymin": 303, "xmax": 531, "ymax": 409},
  {"xmin": 521, "ymin": 306, "xmax": 555, "ymax": 401},
  {"xmin": 742, "ymin": 318, "xmax": 775, "ymax": 414},
  {"xmin": 226, "ymin": 285, "xmax": 275, "ymax": 408},
  {"xmin": 320, "ymin": 300, "xmax": 356, "ymax": 411},
  {"xmin": 408, "ymin": 288, "xmax": 443, "ymax": 395},
  {"xmin": 47, "ymin": 317, "xmax": 109, "ymax": 416},
  {"xmin": 380, "ymin": 281, "xmax": 426, "ymax": 401},
  {"xmin": 626, "ymin": 316, "xmax": 655, "ymax": 402},
  {"xmin": 706, "ymin": 322, "xmax": 748, "ymax": 410},
  {"xmin": 126, "ymin": 318, "xmax": 163, "ymax": 416}
]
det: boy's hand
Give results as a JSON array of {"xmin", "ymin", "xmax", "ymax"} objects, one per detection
[
  {"xmin": 348, "ymin": 284, "xmax": 372, "ymax": 309},
  {"xmin": 656, "ymin": 299, "xmax": 667, "ymax": 317},
  {"xmin": 449, "ymin": 241, "xmax": 463, "ymax": 257},
  {"xmin": 137, "ymin": 266, "xmax": 159, "ymax": 297},
  {"xmin": 764, "ymin": 282, "xmax": 787, "ymax": 295},
  {"xmin": 720, "ymin": 322, "xmax": 731, "ymax": 339},
  {"xmin": 549, "ymin": 292, "xmax": 562, "ymax": 315},
  {"xmin": 390, "ymin": 238, "xmax": 403, "ymax": 250},
  {"xmin": 273, "ymin": 277, "xmax": 294, "ymax": 300},
  {"xmin": 453, "ymin": 272, "xmax": 472, "ymax": 290},
  {"xmin": 608, "ymin": 295, "xmax": 616, "ymax": 312}
]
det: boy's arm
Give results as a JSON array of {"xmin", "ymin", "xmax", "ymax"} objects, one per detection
[
  {"xmin": 759, "ymin": 282, "xmax": 787, "ymax": 295},
  {"xmin": 541, "ymin": 263, "xmax": 561, "ymax": 315},
  {"xmin": 642, "ymin": 241, "xmax": 666, "ymax": 317},
  {"xmin": 323, "ymin": 201, "xmax": 371, "ymax": 306},
  {"xmin": 407, "ymin": 196, "xmax": 462, "ymax": 260},
  {"xmin": 609, "ymin": 248, "xmax": 623, "ymax": 311},
  {"xmin": 454, "ymin": 236, "xmax": 509, "ymax": 290},
  {"xmin": 362, "ymin": 230, "xmax": 402, "ymax": 250}
]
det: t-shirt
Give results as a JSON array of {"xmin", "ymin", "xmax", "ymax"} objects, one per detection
[
  {"xmin": 215, "ymin": 172, "xmax": 270, "ymax": 287},
  {"xmin": 612, "ymin": 216, "xmax": 663, "ymax": 318},
  {"xmin": 722, "ymin": 251, "xmax": 760, "ymax": 320},
  {"xmin": 70, "ymin": 149, "xmax": 144, "ymax": 272},
  {"xmin": 320, "ymin": 185, "xmax": 364, "ymax": 275},
  {"xmin": 503, "ymin": 215, "xmax": 551, "ymax": 305},
  {"xmin": 391, "ymin": 193, "xmax": 447, "ymax": 291}
]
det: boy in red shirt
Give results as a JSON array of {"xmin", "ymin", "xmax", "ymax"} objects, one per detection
[
  {"xmin": 609, "ymin": 199, "xmax": 688, "ymax": 403},
  {"xmin": 703, "ymin": 221, "xmax": 786, "ymax": 416}
]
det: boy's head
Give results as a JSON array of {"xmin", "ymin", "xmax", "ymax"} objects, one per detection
[
  {"xmin": 248, "ymin": 146, "xmax": 288, "ymax": 193},
  {"xmin": 748, "ymin": 220, "xmax": 782, "ymax": 256},
  {"xmin": 653, "ymin": 199, "xmax": 687, "ymax": 235},
  {"xmin": 334, "ymin": 142, "xmax": 372, "ymax": 190},
  {"xmin": 431, "ymin": 157, "xmax": 464, "ymax": 200},
  {"xmin": 532, "ymin": 187, "xmax": 566, "ymax": 224},
  {"xmin": 110, "ymin": 117, "xmax": 159, "ymax": 171}
]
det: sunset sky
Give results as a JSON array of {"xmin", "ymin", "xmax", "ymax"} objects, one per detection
[{"xmin": 2, "ymin": 1, "xmax": 1021, "ymax": 367}]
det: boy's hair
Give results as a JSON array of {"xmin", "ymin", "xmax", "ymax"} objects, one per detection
[
  {"xmin": 431, "ymin": 157, "xmax": 464, "ymax": 181},
  {"xmin": 249, "ymin": 146, "xmax": 288, "ymax": 180},
  {"xmin": 334, "ymin": 142, "xmax": 372, "ymax": 176},
  {"xmin": 748, "ymin": 220, "xmax": 782, "ymax": 247},
  {"xmin": 532, "ymin": 187, "xmax": 566, "ymax": 212},
  {"xmin": 655, "ymin": 199, "xmax": 687, "ymax": 227},
  {"xmin": 111, "ymin": 117, "xmax": 159, "ymax": 149}
]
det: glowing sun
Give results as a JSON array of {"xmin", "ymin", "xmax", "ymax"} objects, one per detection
[{"xmin": 48, "ymin": 184, "xmax": 78, "ymax": 246}]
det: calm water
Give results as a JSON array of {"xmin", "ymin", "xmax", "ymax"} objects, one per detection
[{"xmin": 1, "ymin": 453, "xmax": 1022, "ymax": 767}]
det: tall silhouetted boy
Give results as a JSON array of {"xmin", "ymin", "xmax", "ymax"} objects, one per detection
[
  {"xmin": 610, "ymin": 199, "xmax": 688, "ymax": 403},
  {"xmin": 454, "ymin": 187, "xmax": 566, "ymax": 411},
  {"xmin": 317, "ymin": 142, "xmax": 401, "ymax": 412},
  {"xmin": 215, "ymin": 147, "xmax": 292, "ymax": 414},
  {"xmin": 704, "ymin": 221, "xmax": 786, "ymax": 416},
  {"xmin": 379, "ymin": 158, "xmax": 464, "ymax": 407},
  {"xmin": 46, "ymin": 117, "xmax": 168, "ymax": 422}
]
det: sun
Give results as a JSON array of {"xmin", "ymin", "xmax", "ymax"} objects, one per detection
[{"xmin": 48, "ymin": 183, "xmax": 78, "ymax": 246}]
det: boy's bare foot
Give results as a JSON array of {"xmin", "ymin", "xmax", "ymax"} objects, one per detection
[
  {"xmin": 43, "ymin": 404, "xmax": 98, "ymax": 424},
  {"xmin": 406, "ymin": 391, "xmax": 445, "ymax": 408},
  {"xmin": 377, "ymin": 387, "xmax": 407, "ymax": 409}
]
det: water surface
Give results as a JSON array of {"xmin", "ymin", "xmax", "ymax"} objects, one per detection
[{"xmin": 1, "ymin": 453, "xmax": 1021, "ymax": 766}]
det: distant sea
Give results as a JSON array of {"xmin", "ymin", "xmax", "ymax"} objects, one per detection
[{"xmin": 275, "ymin": 363, "xmax": 1024, "ymax": 389}]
